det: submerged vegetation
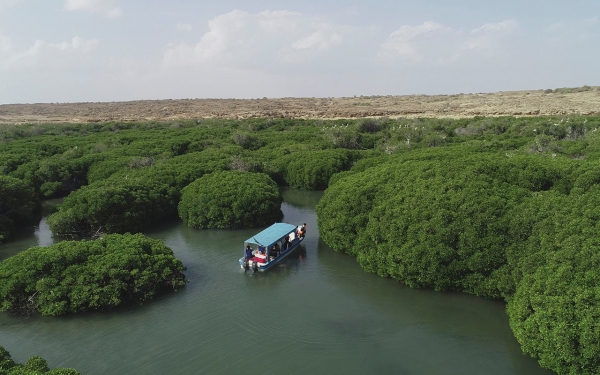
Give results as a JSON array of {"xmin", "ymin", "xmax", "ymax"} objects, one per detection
[{"xmin": 2, "ymin": 115, "xmax": 600, "ymax": 373}]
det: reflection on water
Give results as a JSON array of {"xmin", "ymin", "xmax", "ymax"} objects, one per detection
[
  {"xmin": 281, "ymin": 188, "xmax": 324, "ymax": 211},
  {"xmin": 0, "ymin": 190, "xmax": 551, "ymax": 375}
]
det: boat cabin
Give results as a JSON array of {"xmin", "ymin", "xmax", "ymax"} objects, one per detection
[{"xmin": 240, "ymin": 222, "xmax": 304, "ymax": 272}]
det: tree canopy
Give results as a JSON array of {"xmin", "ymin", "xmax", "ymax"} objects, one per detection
[
  {"xmin": 0, "ymin": 346, "xmax": 81, "ymax": 375},
  {"xmin": 316, "ymin": 145, "xmax": 600, "ymax": 374},
  {"xmin": 4, "ymin": 116, "xmax": 600, "ymax": 373},
  {"xmin": 178, "ymin": 171, "xmax": 282, "ymax": 229},
  {"xmin": 0, "ymin": 176, "xmax": 38, "ymax": 242},
  {"xmin": 0, "ymin": 233, "xmax": 185, "ymax": 316}
]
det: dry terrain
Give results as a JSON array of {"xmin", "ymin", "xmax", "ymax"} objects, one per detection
[{"xmin": 1, "ymin": 87, "xmax": 599, "ymax": 124}]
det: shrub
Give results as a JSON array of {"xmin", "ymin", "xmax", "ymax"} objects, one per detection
[
  {"xmin": 0, "ymin": 233, "xmax": 185, "ymax": 316},
  {"xmin": 178, "ymin": 171, "xmax": 282, "ymax": 229},
  {"xmin": 10, "ymin": 149, "xmax": 95, "ymax": 198},
  {"xmin": 232, "ymin": 132, "xmax": 263, "ymax": 150},
  {"xmin": 322, "ymin": 124, "xmax": 361, "ymax": 149},
  {"xmin": 48, "ymin": 150, "xmax": 233, "ymax": 238},
  {"xmin": 318, "ymin": 150, "xmax": 534, "ymax": 299},
  {"xmin": 0, "ymin": 176, "xmax": 39, "ymax": 242},
  {"xmin": 279, "ymin": 149, "xmax": 353, "ymax": 190},
  {"xmin": 0, "ymin": 346, "xmax": 81, "ymax": 374},
  {"xmin": 358, "ymin": 118, "xmax": 382, "ymax": 133},
  {"xmin": 47, "ymin": 178, "xmax": 177, "ymax": 238},
  {"xmin": 508, "ymin": 236, "xmax": 600, "ymax": 374},
  {"xmin": 505, "ymin": 186, "xmax": 600, "ymax": 374},
  {"xmin": 86, "ymin": 157, "xmax": 131, "ymax": 183}
]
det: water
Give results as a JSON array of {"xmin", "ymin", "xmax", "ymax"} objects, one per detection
[{"xmin": 0, "ymin": 189, "xmax": 551, "ymax": 375}]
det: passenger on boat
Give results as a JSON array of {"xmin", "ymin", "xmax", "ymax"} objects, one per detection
[
  {"xmin": 270, "ymin": 243, "xmax": 280, "ymax": 258},
  {"xmin": 297, "ymin": 224, "xmax": 307, "ymax": 238},
  {"xmin": 245, "ymin": 245, "xmax": 254, "ymax": 260},
  {"xmin": 254, "ymin": 248, "xmax": 267, "ymax": 264},
  {"xmin": 283, "ymin": 235, "xmax": 290, "ymax": 250}
]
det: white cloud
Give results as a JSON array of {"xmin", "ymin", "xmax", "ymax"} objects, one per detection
[
  {"xmin": 0, "ymin": 34, "xmax": 99, "ymax": 71},
  {"xmin": 163, "ymin": 9, "xmax": 350, "ymax": 69},
  {"xmin": 64, "ymin": 0, "xmax": 122, "ymax": 19},
  {"xmin": 377, "ymin": 21, "xmax": 459, "ymax": 64},
  {"xmin": 462, "ymin": 19, "xmax": 518, "ymax": 55},
  {"xmin": 292, "ymin": 31, "xmax": 343, "ymax": 50},
  {"xmin": 0, "ymin": 0, "xmax": 21, "ymax": 13},
  {"xmin": 471, "ymin": 19, "xmax": 518, "ymax": 34},
  {"xmin": 176, "ymin": 23, "xmax": 193, "ymax": 32},
  {"xmin": 377, "ymin": 19, "xmax": 518, "ymax": 65}
]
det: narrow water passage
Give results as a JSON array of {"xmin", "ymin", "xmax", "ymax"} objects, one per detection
[{"xmin": 0, "ymin": 189, "xmax": 552, "ymax": 375}]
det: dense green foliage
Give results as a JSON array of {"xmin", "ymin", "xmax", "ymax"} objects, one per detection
[
  {"xmin": 0, "ymin": 233, "xmax": 185, "ymax": 316},
  {"xmin": 506, "ymin": 186, "xmax": 600, "ymax": 374},
  {"xmin": 316, "ymin": 142, "xmax": 600, "ymax": 374},
  {"xmin": 4, "ymin": 116, "xmax": 600, "ymax": 373},
  {"xmin": 317, "ymin": 150, "xmax": 572, "ymax": 298},
  {"xmin": 47, "ymin": 149, "xmax": 234, "ymax": 237},
  {"xmin": 279, "ymin": 149, "xmax": 355, "ymax": 190},
  {"xmin": 0, "ymin": 346, "xmax": 80, "ymax": 375},
  {"xmin": 0, "ymin": 176, "xmax": 38, "ymax": 242},
  {"xmin": 2, "ymin": 115, "xmax": 600, "ymax": 241},
  {"xmin": 47, "ymin": 178, "xmax": 177, "ymax": 237},
  {"xmin": 178, "ymin": 171, "xmax": 282, "ymax": 229}
]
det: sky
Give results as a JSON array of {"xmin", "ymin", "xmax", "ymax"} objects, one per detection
[{"xmin": 0, "ymin": 0, "xmax": 598, "ymax": 104}]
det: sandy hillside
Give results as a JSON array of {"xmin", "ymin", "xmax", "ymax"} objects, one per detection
[{"xmin": 1, "ymin": 87, "xmax": 599, "ymax": 124}]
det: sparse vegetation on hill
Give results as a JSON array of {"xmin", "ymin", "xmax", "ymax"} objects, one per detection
[{"xmin": 1, "ymin": 86, "xmax": 599, "ymax": 124}]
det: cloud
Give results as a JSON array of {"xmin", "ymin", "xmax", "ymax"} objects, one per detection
[
  {"xmin": 64, "ymin": 0, "xmax": 122, "ymax": 18},
  {"xmin": 292, "ymin": 31, "xmax": 343, "ymax": 50},
  {"xmin": 377, "ymin": 21, "xmax": 462, "ymax": 64},
  {"xmin": 377, "ymin": 19, "xmax": 518, "ymax": 65},
  {"xmin": 0, "ymin": 34, "xmax": 99, "ymax": 71},
  {"xmin": 0, "ymin": 0, "xmax": 21, "ymax": 13},
  {"xmin": 163, "ymin": 9, "xmax": 349, "ymax": 69},
  {"xmin": 176, "ymin": 23, "xmax": 193, "ymax": 32},
  {"xmin": 471, "ymin": 19, "xmax": 518, "ymax": 34},
  {"xmin": 462, "ymin": 19, "xmax": 518, "ymax": 55}
]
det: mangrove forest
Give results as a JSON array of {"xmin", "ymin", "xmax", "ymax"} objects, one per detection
[{"xmin": 1, "ymin": 115, "xmax": 600, "ymax": 374}]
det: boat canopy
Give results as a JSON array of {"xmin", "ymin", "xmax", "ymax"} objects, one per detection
[{"xmin": 245, "ymin": 223, "xmax": 297, "ymax": 248}]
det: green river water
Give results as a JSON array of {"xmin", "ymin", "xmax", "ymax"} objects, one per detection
[{"xmin": 0, "ymin": 189, "xmax": 552, "ymax": 375}]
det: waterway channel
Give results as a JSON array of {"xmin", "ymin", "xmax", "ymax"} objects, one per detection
[{"xmin": 0, "ymin": 189, "xmax": 552, "ymax": 375}]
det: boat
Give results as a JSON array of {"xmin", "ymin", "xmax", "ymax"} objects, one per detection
[{"xmin": 239, "ymin": 222, "xmax": 305, "ymax": 272}]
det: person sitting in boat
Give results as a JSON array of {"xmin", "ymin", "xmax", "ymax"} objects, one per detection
[
  {"xmin": 299, "ymin": 223, "xmax": 307, "ymax": 238},
  {"xmin": 283, "ymin": 235, "xmax": 290, "ymax": 250},
  {"xmin": 244, "ymin": 245, "xmax": 254, "ymax": 260},
  {"xmin": 254, "ymin": 247, "xmax": 267, "ymax": 264},
  {"xmin": 270, "ymin": 243, "xmax": 280, "ymax": 258}
]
